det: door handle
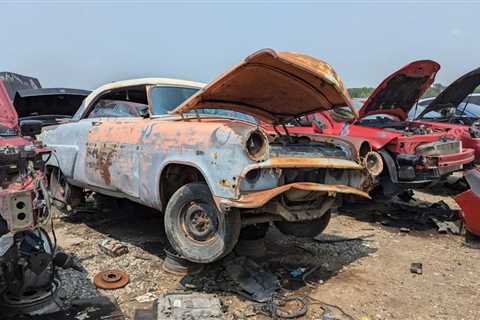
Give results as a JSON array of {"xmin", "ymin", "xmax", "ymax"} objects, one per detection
[{"xmin": 92, "ymin": 121, "xmax": 102, "ymax": 126}]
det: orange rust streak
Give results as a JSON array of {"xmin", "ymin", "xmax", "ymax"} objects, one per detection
[{"xmin": 219, "ymin": 182, "xmax": 370, "ymax": 209}]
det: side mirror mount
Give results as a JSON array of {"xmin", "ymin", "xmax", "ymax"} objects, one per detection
[
  {"xmin": 20, "ymin": 120, "xmax": 43, "ymax": 137},
  {"xmin": 139, "ymin": 106, "xmax": 150, "ymax": 119}
]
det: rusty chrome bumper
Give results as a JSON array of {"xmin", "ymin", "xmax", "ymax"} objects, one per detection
[{"xmin": 215, "ymin": 182, "xmax": 370, "ymax": 210}]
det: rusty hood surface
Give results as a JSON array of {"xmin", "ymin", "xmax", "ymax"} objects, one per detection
[
  {"xmin": 0, "ymin": 81, "xmax": 19, "ymax": 129},
  {"xmin": 172, "ymin": 49, "xmax": 354, "ymax": 123},
  {"xmin": 417, "ymin": 67, "xmax": 480, "ymax": 119},
  {"xmin": 359, "ymin": 60, "xmax": 440, "ymax": 120}
]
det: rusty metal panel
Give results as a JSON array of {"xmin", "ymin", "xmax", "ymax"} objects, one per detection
[{"xmin": 172, "ymin": 48, "xmax": 355, "ymax": 123}]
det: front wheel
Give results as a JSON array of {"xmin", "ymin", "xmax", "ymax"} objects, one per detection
[
  {"xmin": 274, "ymin": 211, "xmax": 331, "ymax": 238},
  {"xmin": 164, "ymin": 182, "xmax": 241, "ymax": 263}
]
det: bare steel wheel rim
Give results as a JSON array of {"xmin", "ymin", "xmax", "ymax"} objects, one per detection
[{"xmin": 182, "ymin": 202, "xmax": 218, "ymax": 242}]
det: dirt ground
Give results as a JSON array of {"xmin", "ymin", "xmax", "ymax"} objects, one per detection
[{"xmin": 52, "ymin": 188, "xmax": 480, "ymax": 320}]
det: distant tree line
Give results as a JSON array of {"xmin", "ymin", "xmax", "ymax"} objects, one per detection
[{"xmin": 348, "ymin": 84, "xmax": 480, "ymax": 99}]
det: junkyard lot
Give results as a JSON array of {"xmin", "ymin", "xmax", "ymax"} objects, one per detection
[{"xmin": 54, "ymin": 190, "xmax": 480, "ymax": 320}]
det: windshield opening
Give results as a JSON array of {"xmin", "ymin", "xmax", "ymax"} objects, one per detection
[{"xmin": 150, "ymin": 86, "xmax": 199, "ymax": 115}]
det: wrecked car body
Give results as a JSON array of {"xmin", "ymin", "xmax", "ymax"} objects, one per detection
[
  {"xmin": 0, "ymin": 80, "xmax": 56, "ymax": 316},
  {"xmin": 310, "ymin": 60, "xmax": 475, "ymax": 195},
  {"xmin": 41, "ymin": 49, "xmax": 369, "ymax": 263},
  {"xmin": 412, "ymin": 67, "xmax": 480, "ymax": 161}
]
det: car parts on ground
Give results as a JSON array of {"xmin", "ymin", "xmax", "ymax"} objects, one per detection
[
  {"xmin": 94, "ymin": 270, "xmax": 129, "ymax": 290},
  {"xmin": 41, "ymin": 48, "xmax": 370, "ymax": 264}
]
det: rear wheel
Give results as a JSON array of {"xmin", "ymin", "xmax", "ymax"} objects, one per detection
[
  {"xmin": 274, "ymin": 211, "xmax": 331, "ymax": 238},
  {"xmin": 49, "ymin": 168, "xmax": 83, "ymax": 217},
  {"xmin": 164, "ymin": 182, "xmax": 241, "ymax": 263}
]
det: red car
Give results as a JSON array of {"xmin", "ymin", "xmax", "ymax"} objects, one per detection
[
  {"xmin": 412, "ymin": 67, "xmax": 480, "ymax": 161},
  {"xmin": 288, "ymin": 61, "xmax": 475, "ymax": 196},
  {"xmin": 0, "ymin": 76, "xmax": 57, "ymax": 312}
]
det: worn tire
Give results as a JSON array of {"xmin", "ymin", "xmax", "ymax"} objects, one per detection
[
  {"xmin": 274, "ymin": 211, "xmax": 331, "ymax": 238},
  {"xmin": 49, "ymin": 168, "xmax": 83, "ymax": 217},
  {"xmin": 164, "ymin": 182, "xmax": 241, "ymax": 263}
]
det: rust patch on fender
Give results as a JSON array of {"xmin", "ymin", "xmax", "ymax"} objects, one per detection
[{"xmin": 86, "ymin": 143, "xmax": 117, "ymax": 185}]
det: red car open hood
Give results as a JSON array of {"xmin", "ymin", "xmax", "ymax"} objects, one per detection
[
  {"xmin": 417, "ymin": 67, "xmax": 480, "ymax": 119},
  {"xmin": 0, "ymin": 81, "xmax": 19, "ymax": 129},
  {"xmin": 172, "ymin": 48, "xmax": 355, "ymax": 123},
  {"xmin": 359, "ymin": 60, "xmax": 440, "ymax": 120}
]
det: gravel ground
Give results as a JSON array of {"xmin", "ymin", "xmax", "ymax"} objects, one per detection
[{"xmin": 47, "ymin": 189, "xmax": 480, "ymax": 320}]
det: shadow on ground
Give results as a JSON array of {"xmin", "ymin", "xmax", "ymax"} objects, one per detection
[{"xmin": 62, "ymin": 197, "xmax": 375, "ymax": 304}]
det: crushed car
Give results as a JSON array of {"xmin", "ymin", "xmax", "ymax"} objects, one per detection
[
  {"xmin": 0, "ymin": 79, "xmax": 56, "ymax": 316},
  {"xmin": 308, "ymin": 60, "xmax": 475, "ymax": 196},
  {"xmin": 411, "ymin": 67, "xmax": 480, "ymax": 161},
  {"xmin": 41, "ymin": 48, "xmax": 370, "ymax": 263}
]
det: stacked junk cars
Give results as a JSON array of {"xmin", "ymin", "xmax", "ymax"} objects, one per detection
[{"xmin": 1, "ymin": 49, "xmax": 480, "ymax": 317}]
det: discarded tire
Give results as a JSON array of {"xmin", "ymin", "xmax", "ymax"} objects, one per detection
[
  {"xmin": 162, "ymin": 248, "xmax": 204, "ymax": 275},
  {"xmin": 274, "ymin": 211, "xmax": 331, "ymax": 238},
  {"xmin": 164, "ymin": 182, "xmax": 241, "ymax": 263}
]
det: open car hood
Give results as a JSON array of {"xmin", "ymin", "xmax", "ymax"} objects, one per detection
[
  {"xmin": 0, "ymin": 81, "xmax": 19, "ymax": 129},
  {"xmin": 417, "ymin": 67, "xmax": 480, "ymax": 119},
  {"xmin": 13, "ymin": 88, "xmax": 90, "ymax": 118},
  {"xmin": 172, "ymin": 49, "xmax": 355, "ymax": 123},
  {"xmin": 359, "ymin": 60, "xmax": 440, "ymax": 120}
]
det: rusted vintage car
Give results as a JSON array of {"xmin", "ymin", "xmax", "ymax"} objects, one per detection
[
  {"xmin": 41, "ymin": 49, "xmax": 370, "ymax": 263},
  {"xmin": 0, "ymin": 79, "xmax": 55, "ymax": 313}
]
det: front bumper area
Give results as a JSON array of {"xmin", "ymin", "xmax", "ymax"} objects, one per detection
[
  {"xmin": 432, "ymin": 148, "xmax": 475, "ymax": 173},
  {"xmin": 216, "ymin": 182, "xmax": 369, "ymax": 208},
  {"xmin": 397, "ymin": 148, "xmax": 474, "ymax": 183}
]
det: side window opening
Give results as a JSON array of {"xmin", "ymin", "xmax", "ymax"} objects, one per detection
[{"xmin": 86, "ymin": 85, "xmax": 148, "ymax": 119}]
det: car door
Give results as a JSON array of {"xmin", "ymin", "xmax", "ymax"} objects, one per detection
[{"xmin": 83, "ymin": 98, "xmax": 147, "ymax": 198}]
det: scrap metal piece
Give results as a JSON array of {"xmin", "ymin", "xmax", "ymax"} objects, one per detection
[
  {"xmin": 153, "ymin": 292, "xmax": 223, "ymax": 319},
  {"xmin": 98, "ymin": 238, "xmax": 129, "ymax": 257},
  {"xmin": 430, "ymin": 217, "xmax": 461, "ymax": 234},
  {"xmin": 223, "ymin": 256, "xmax": 280, "ymax": 302},
  {"xmin": 94, "ymin": 270, "xmax": 129, "ymax": 290},
  {"xmin": 162, "ymin": 249, "xmax": 203, "ymax": 275},
  {"xmin": 0, "ymin": 279, "xmax": 61, "ymax": 316}
]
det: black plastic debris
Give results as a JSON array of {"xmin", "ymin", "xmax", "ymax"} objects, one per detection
[
  {"xmin": 223, "ymin": 256, "xmax": 280, "ymax": 302},
  {"xmin": 410, "ymin": 263, "xmax": 423, "ymax": 275}
]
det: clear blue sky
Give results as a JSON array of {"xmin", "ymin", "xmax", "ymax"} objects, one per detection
[{"xmin": 1, "ymin": 1, "xmax": 478, "ymax": 90}]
